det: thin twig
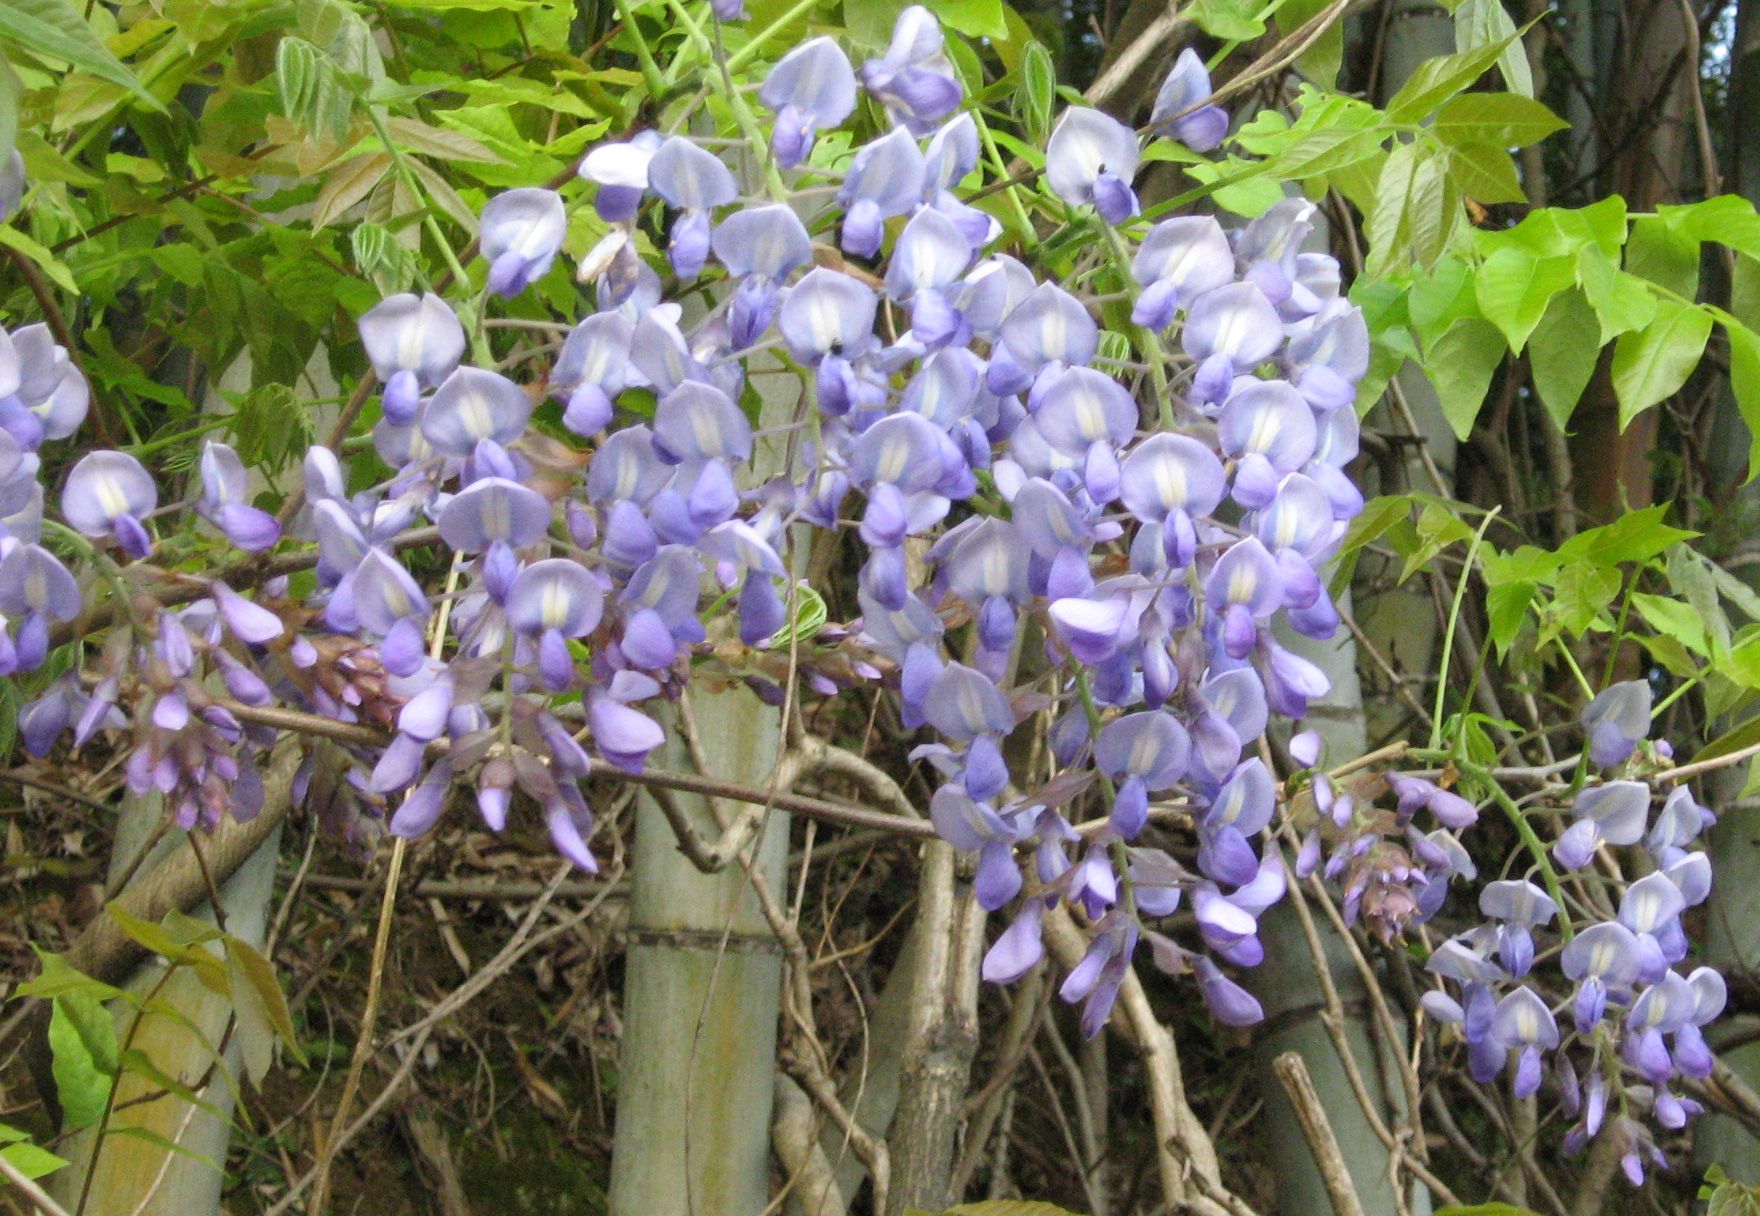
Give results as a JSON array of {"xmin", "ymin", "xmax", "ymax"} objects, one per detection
[
  {"xmin": 0, "ymin": 1148, "xmax": 75, "ymax": 1216},
  {"xmin": 267, "ymin": 860, "xmax": 610, "ymax": 1216},
  {"xmin": 213, "ymin": 695, "xmax": 938, "ymax": 840},
  {"xmin": 0, "ymin": 769, "xmax": 116, "ymax": 816},
  {"xmin": 1273, "ymin": 1052, "xmax": 1368, "ymax": 1216},
  {"xmin": 302, "ymin": 836, "xmax": 407, "ymax": 1216}
]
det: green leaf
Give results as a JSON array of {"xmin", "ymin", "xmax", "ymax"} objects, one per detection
[
  {"xmin": 17, "ymin": 950, "xmax": 123, "ymax": 1002},
  {"xmin": 1, "ymin": 1138, "xmax": 68, "ymax": 1181},
  {"xmin": 1475, "ymin": 248, "xmax": 1575, "ymax": 353},
  {"xmin": 1632, "ymin": 593, "xmax": 1709, "ymax": 655},
  {"xmin": 1327, "ymin": 494, "xmax": 1416, "ymax": 597},
  {"xmin": 1434, "ymin": 93, "xmax": 1565, "ymax": 147},
  {"xmin": 1191, "ymin": 0, "xmax": 1266, "ymax": 40},
  {"xmin": 926, "ymin": 0, "xmax": 1008, "ymax": 38},
  {"xmin": 1366, "ymin": 142, "xmax": 1458, "ymax": 275},
  {"xmin": 1406, "ymin": 256, "xmax": 1477, "ymax": 343},
  {"xmin": 1481, "ymin": 543, "xmax": 1561, "ymax": 586},
  {"xmin": 1692, "ymin": 714, "xmax": 1760, "ymax": 767},
  {"xmin": 1409, "ymin": 153, "xmax": 1460, "ymax": 269},
  {"xmin": 843, "ymin": 0, "xmax": 1005, "ymax": 41},
  {"xmin": 1452, "ymin": 0, "xmax": 1532, "ymax": 97},
  {"xmin": 1526, "ymin": 288, "xmax": 1601, "ymax": 428},
  {"xmin": 1669, "ymin": 548, "xmax": 1751, "ymax": 652},
  {"xmin": 1554, "ymin": 505, "xmax": 1697, "ymax": 567},
  {"xmin": 1663, "ymin": 195, "xmax": 1760, "ymax": 260},
  {"xmin": 1720, "ymin": 633, "xmax": 1760, "ymax": 700},
  {"xmin": 1706, "ymin": 1176, "xmax": 1760, "ymax": 1216},
  {"xmin": 1385, "ymin": 34, "xmax": 1519, "ymax": 123},
  {"xmin": 312, "ymin": 152, "xmax": 392, "ymax": 230},
  {"xmin": 1263, "ymin": 126, "xmax": 1386, "ymax": 181},
  {"xmin": 944, "ymin": 1203, "xmax": 1088, "ymax": 1216},
  {"xmin": 1274, "ymin": 0, "xmax": 1344, "ymax": 85},
  {"xmin": 1553, "ymin": 561, "xmax": 1622, "ymax": 635},
  {"xmin": 0, "ymin": 0, "xmax": 161, "ymax": 109},
  {"xmin": 1176, "ymin": 156, "xmax": 1287, "ymax": 217},
  {"xmin": 0, "ymin": 226, "xmax": 77, "ymax": 294},
  {"xmin": 0, "ymin": 54, "xmax": 19, "ymax": 168},
  {"xmin": 1577, "ymin": 248, "xmax": 1656, "ymax": 343},
  {"xmin": 276, "ymin": 36, "xmax": 353, "ymax": 140},
  {"xmin": 1725, "ymin": 319, "xmax": 1760, "ymax": 483},
  {"xmin": 1446, "ymin": 140, "xmax": 1525, "ymax": 204},
  {"xmin": 1486, "ymin": 580, "xmax": 1536, "ymax": 655},
  {"xmin": 49, "ymin": 995, "xmax": 116, "ymax": 1129},
  {"xmin": 1640, "ymin": 631, "xmax": 1700, "ymax": 678},
  {"xmin": 1397, "ymin": 503, "xmax": 1475, "ymax": 581},
  {"xmin": 228, "ymin": 948, "xmax": 276, "ymax": 1085},
  {"xmin": 1435, "ymin": 1206, "xmax": 1546, "ymax": 1216},
  {"xmin": 226, "ymin": 937, "xmax": 307, "ymax": 1072},
  {"xmin": 1610, "ymin": 298, "xmax": 1712, "ymax": 427},
  {"xmin": 1423, "ymin": 316, "xmax": 1505, "ymax": 440},
  {"xmin": 378, "ymin": 0, "xmax": 544, "ymax": 8},
  {"xmin": 1731, "ymin": 254, "xmax": 1760, "ymax": 333},
  {"xmin": 1625, "ymin": 213, "xmax": 1700, "ymax": 299},
  {"xmin": 106, "ymin": 903, "xmax": 227, "ymax": 978}
]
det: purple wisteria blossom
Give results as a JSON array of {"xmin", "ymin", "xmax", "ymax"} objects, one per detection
[
  {"xmin": 480, "ymin": 188, "xmax": 567, "ymax": 296},
  {"xmin": 647, "ymin": 137, "xmax": 739, "ymax": 278},
  {"xmin": 760, "ymin": 37, "xmax": 857, "ymax": 168},
  {"xmin": 62, "ymin": 451, "xmax": 157, "ymax": 558},
  {"xmin": 358, "ymin": 293, "xmax": 466, "ymax": 424},
  {"xmin": 1150, "ymin": 48, "xmax": 1229, "ymax": 151},
  {"xmin": 198, "ymin": 442, "xmax": 281, "ymax": 552},
  {"xmin": 859, "ymin": 5, "xmax": 963, "ymax": 135},
  {"xmin": 1582, "ymin": 678, "xmax": 1652, "ymax": 767},
  {"xmin": 1045, "ymin": 107, "xmax": 1141, "ymax": 224}
]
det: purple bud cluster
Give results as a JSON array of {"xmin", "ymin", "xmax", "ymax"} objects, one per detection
[
  {"xmin": 1280, "ymin": 740, "xmax": 1482, "ymax": 947},
  {"xmin": 1420, "ymin": 679, "xmax": 1722, "ymax": 1182}
]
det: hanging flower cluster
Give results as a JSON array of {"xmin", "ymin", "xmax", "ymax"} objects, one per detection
[
  {"xmin": 0, "ymin": 3, "xmax": 1724, "ymax": 1172},
  {"xmin": 1417, "ymin": 679, "xmax": 1721, "ymax": 1181}
]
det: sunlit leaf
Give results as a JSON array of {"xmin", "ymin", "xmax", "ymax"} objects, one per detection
[
  {"xmin": 0, "ymin": 0, "xmax": 162, "ymax": 109},
  {"xmin": 1610, "ymin": 297, "xmax": 1712, "ymax": 427}
]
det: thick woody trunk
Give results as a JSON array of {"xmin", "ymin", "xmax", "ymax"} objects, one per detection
[
  {"xmin": 881, "ymin": 841, "xmax": 985, "ymax": 1214},
  {"xmin": 1567, "ymin": 0, "xmax": 1695, "ymax": 522},
  {"xmin": 1695, "ymin": 0, "xmax": 1760, "ymax": 1184}
]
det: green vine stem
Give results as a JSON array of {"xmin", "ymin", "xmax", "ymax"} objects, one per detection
[{"xmin": 1429, "ymin": 506, "xmax": 1500, "ymax": 751}]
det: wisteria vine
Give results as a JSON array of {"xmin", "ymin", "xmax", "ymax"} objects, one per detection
[{"xmin": 0, "ymin": 4, "xmax": 1726, "ymax": 1180}]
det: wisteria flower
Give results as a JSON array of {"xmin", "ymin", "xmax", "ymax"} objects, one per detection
[
  {"xmin": 197, "ymin": 442, "xmax": 281, "ymax": 552},
  {"xmin": 358, "ymin": 293, "xmax": 467, "ymax": 424},
  {"xmin": 760, "ymin": 38, "xmax": 857, "ymax": 168},
  {"xmin": 579, "ymin": 131, "xmax": 663, "ymax": 222},
  {"xmin": 1149, "ymin": 48, "xmax": 1229, "ymax": 151},
  {"xmin": 859, "ymin": 5, "xmax": 963, "ymax": 135},
  {"xmin": 480, "ymin": 188, "xmax": 567, "ymax": 296},
  {"xmin": 1045, "ymin": 107, "xmax": 1140, "ymax": 224},
  {"xmin": 62, "ymin": 450, "xmax": 157, "ymax": 559},
  {"xmin": 647, "ymin": 137, "xmax": 739, "ymax": 278},
  {"xmin": 1582, "ymin": 678, "xmax": 1652, "ymax": 768}
]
